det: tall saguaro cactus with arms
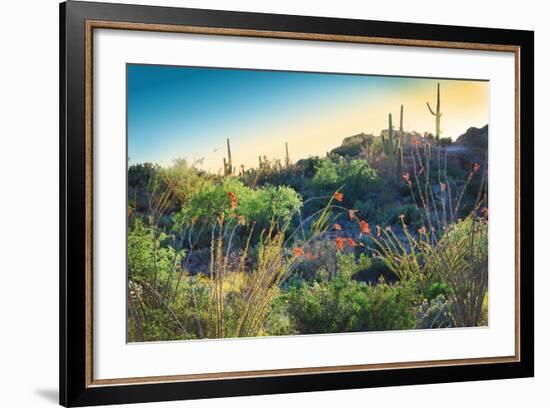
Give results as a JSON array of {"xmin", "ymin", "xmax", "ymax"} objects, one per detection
[
  {"xmin": 426, "ymin": 82, "xmax": 443, "ymax": 145},
  {"xmin": 381, "ymin": 112, "xmax": 403, "ymax": 182}
]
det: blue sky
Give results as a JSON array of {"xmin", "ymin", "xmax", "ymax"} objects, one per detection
[{"xmin": 127, "ymin": 64, "xmax": 488, "ymax": 172}]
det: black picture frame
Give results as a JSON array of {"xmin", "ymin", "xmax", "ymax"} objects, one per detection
[{"xmin": 60, "ymin": 1, "xmax": 534, "ymax": 406}]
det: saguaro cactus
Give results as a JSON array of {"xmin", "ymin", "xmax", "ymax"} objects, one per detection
[
  {"xmin": 426, "ymin": 83, "xmax": 442, "ymax": 144},
  {"xmin": 381, "ymin": 113, "xmax": 404, "ymax": 182},
  {"xmin": 396, "ymin": 141, "xmax": 403, "ymax": 180},
  {"xmin": 223, "ymin": 138, "xmax": 234, "ymax": 176},
  {"xmin": 285, "ymin": 142, "xmax": 290, "ymax": 167},
  {"xmin": 399, "ymin": 104, "xmax": 404, "ymax": 133}
]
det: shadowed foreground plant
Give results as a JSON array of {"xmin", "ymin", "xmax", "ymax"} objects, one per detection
[
  {"xmin": 206, "ymin": 191, "xmax": 339, "ymax": 339},
  {"xmin": 372, "ymin": 215, "xmax": 488, "ymax": 327},
  {"xmin": 424, "ymin": 216, "xmax": 488, "ymax": 327}
]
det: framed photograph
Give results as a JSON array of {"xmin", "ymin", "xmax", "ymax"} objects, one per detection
[{"xmin": 60, "ymin": 1, "xmax": 534, "ymax": 406}]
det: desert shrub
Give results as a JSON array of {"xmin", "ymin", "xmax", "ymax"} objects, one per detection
[
  {"xmin": 423, "ymin": 281, "xmax": 451, "ymax": 301},
  {"xmin": 240, "ymin": 157, "xmax": 308, "ymax": 191},
  {"xmin": 363, "ymin": 278, "xmax": 419, "ymax": 331},
  {"xmin": 265, "ymin": 294, "xmax": 297, "ymax": 336},
  {"xmin": 128, "ymin": 162, "xmax": 158, "ymax": 189},
  {"xmin": 416, "ymin": 294, "xmax": 455, "ymax": 329},
  {"xmin": 386, "ymin": 204, "xmax": 425, "ymax": 229},
  {"xmin": 175, "ymin": 179, "xmax": 302, "ymax": 234},
  {"xmin": 426, "ymin": 216, "xmax": 488, "ymax": 326},
  {"xmin": 127, "ymin": 218, "xmax": 185, "ymax": 282},
  {"xmin": 127, "ymin": 274, "xmax": 207, "ymax": 342},
  {"xmin": 374, "ymin": 215, "xmax": 488, "ymax": 327},
  {"xmin": 158, "ymin": 158, "xmax": 214, "ymax": 205},
  {"xmin": 439, "ymin": 137, "xmax": 453, "ymax": 147},
  {"xmin": 287, "ymin": 254, "xmax": 418, "ymax": 334},
  {"xmin": 312, "ymin": 158, "xmax": 380, "ymax": 204},
  {"xmin": 287, "ymin": 271, "xmax": 369, "ymax": 334},
  {"xmin": 291, "ymin": 239, "xmax": 360, "ymax": 282},
  {"xmin": 352, "ymin": 257, "xmax": 394, "ymax": 284}
]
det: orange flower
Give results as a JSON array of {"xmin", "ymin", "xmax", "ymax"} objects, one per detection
[
  {"xmin": 293, "ymin": 247, "xmax": 304, "ymax": 257},
  {"xmin": 333, "ymin": 191, "xmax": 344, "ymax": 202},
  {"xmin": 359, "ymin": 220, "xmax": 371, "ymax": 235},
  {"xmin": 348, "ymin": 209, "xmax": 359, "ymax": 220},
  {"xmin": 347, "ymin": 238, "xmax": 357, "ymax": 247},
  {"xmin": 227, "ymin": 191, "xmax": 237, "ymax": 210},
  {"xmin": 335, "ymin": 237, "xmax": 346, "ymax": 251},
  {"xmin": 473, "ymin": 163, "xmax": 481, "ymax": 173},
  {"xmin": 333, "ymin": 223, "xmax": 342, "ymax": 231},
  {"xmin": 418, "ymin": 225, "xmax": 427, "ymax": 235},
  {"xmin": 306, "ymin": 252, "xmax": 316, "ymax": 260}
]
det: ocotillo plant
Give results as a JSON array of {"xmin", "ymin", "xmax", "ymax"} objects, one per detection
[
  {"xmin": 381, "ymin": 113, "xmax": 404, "ymax": 182},
  {"xmin": 426, "ymin": 83, "xmax": 442, "ymax": 144},
  {"xmin": 223, "ymin": 138, "xmax": 234, "ymax": 176}
]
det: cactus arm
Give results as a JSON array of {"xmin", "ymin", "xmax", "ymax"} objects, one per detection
[{"xmin": 426, "ymin": 101, "xmax": 436, "ymax": 116}]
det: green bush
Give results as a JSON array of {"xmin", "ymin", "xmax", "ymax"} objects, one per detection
[
  {"xmin": 287, "ymin": 254, "xmax": 418, "ymax": 334},
  {"xmin": 386, "ymin": 204, "xmax": 425, "ymax": 229},
  {"xmin": 312, "ymin": 158, "xmax": 380, "ymax": 204},
  {"xmin": 175, "ymin": 178, "xmax": 303, "ymax": 233},
  {"xmin": 128, "ymin": 162, "xmax": 158, "ymax": 189},
  {"xmin": 128, "ymin": 218, "xmax": 184, "ymax": 282}
]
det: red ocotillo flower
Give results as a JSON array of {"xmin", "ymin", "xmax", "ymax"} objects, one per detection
[
  {"xmin": 347, "ymin": 238, "xmax": 357, "ymax": 247},
  {"xmin": 335, "ymin": 237, "xmax": 346, "ymax": 251},
  {"xmin": 359, "ymin": 220, "xmax": 371, "ymax": 236},
  {"xmin": 293, "ymin": 247, "xmax": 304, "ymax": 257},
  {"xmin": 333, "ymin": 191, "xmax": 344, "ymax": 202},
  {"xmin": 227, "ymin": 191, "xmax": 237, "ymax": 210},
  {"xmin": 333, "ymin": 223, "xmax": 342, "ymax": 231}
]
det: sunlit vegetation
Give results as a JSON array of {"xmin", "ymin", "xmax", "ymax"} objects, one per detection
[{"xmin": 127, "ymin": 101, "xmax": 489, "ymax": 342}]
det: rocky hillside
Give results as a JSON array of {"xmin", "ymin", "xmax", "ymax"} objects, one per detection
[
  {"xmin": 455, "ymin": 125, "xmax": 488, "ymax": 149},
  {"xmin": 329, "ymin": 125, "xmax": 488, "ymax": 177}
]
